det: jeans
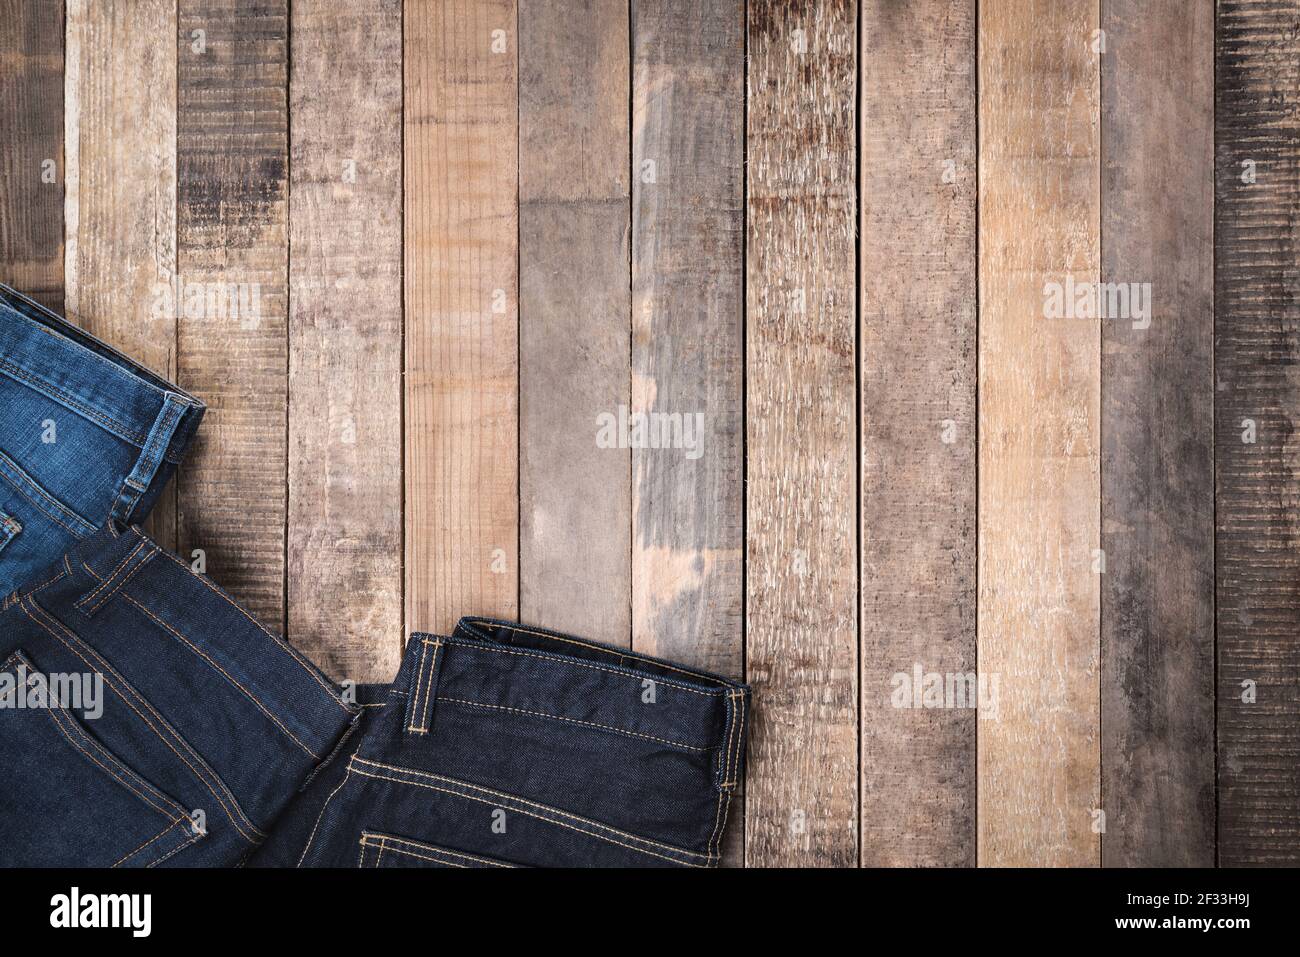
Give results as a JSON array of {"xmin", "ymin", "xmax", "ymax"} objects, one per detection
[
  {"xmin": 250, "ymin": 618, "xmax": 750, "ymax": 868},
  {"xmin": 0, "ymin": 522, "xmax": 358, "ymax": 866},
  {"xmin": 0, "ymin": 284, "xmax": 204, "ymax": 596},
  {"xmin": 0, "ymin": 288, "xmax": 751, "ymax": 867}
]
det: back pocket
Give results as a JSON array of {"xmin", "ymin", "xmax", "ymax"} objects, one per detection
[
  {"xmin": 358, "ymin": 831, "xmax": 520, "ymax": 868},
  {"xmin": 0, "ymin": 649, "xmax": 202, "ymax": 867}
]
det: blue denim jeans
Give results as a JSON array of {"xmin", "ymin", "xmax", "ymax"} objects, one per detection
[
  {"xmin": 0, "ymin": 522, "xmax": 359, "ymax": 866},
  {"xmin": 250, "ymin": 618, "xmax": 750, "ymax": 868},
  {"xmin": 0, "ymin": 284, "xmax": 204, "ymax": 596}
]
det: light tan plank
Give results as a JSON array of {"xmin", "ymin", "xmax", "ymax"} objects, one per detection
[
  {"xmin": 859, "ymin": 0, "xmax": 978, "ymax": 867},
  {"xmin": 64, "ymin": 0, "xmax": 179, "ymax": 547},
  {"xmin": 977, "ymin": 0, "xmax": 1101, "ymax": 867},
  {"xmin": 405, "ymin": 0, "xmax": 519, "ymax": 636},
  {"xmin": 287, "ymin": 0, "xmax": 404, "ymax": 681},
  {"xmin": 176, "ymin": 0, "xmax": 289, "ymax": 632},
  {"xmin": 518, "ymin": 0, "xmax": 630, "ymax": 644},
  {"xmin": 746, "ymin": 0, "xmax": 858, "ymax": 868}
]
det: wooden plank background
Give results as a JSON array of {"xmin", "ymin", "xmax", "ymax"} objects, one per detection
[{"xmin": 3, "ymin": 0, "xmax": 1298, "ymax": 867}]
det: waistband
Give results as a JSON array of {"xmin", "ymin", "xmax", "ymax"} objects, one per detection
[
  {"xmin": 393, "ymin": 617, "xmax": 750, "ymax": 781},
  {"xmin": 0, "ymin": 283, "xmax": 204, "ymax": 465}
]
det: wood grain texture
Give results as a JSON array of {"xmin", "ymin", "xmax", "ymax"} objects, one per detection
[
  {"xmin": 859, "ymin": 0, "xmax": 977, "ymax": 867},
  {"xmin": 631, "ymin": 0, "xmax": 744, "ymax": 865},
  {"xmin": 1099, "ymin": 0, "xmax": 1214, "ymax": 867},
  {"xmin": 405, "ymin": 0, "xmax": 519, "ymax": 636},
  {"xmin": 64, "ymin": 0, "xmax": 179, "ymax": 547},
  {"xmin": 519, "ymin": 0, "xmax": 631, "ymax": 645},
  {"xmin": 176, "ymin": 0, "xmax": 289, "ymax": 632},
  {"xmin": 977, "ymin": 0, "xmax": 1101, "ymax": 867},
  {"xmin": 630, "ymin": 0, "xmax": 743, "ymax": 671},
  {"xmin": 287, "ymin": 0, "xmax": 404, "ymax": 682},
  {"xmin": 745, "ymin": 0, "xmax": 857, "ymax": 868},
  {"xmin": 1216, "ymin": 0, "xmax": 1300, "ymax": 866},
  {"xmin": 0, "ymin": 0, "xmax": 64, "ymax": 312}
]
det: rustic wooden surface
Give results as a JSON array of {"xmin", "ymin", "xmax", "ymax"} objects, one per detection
[
  {"xmin": 405, "ymin": 0, "xmax": 519, "ymax": 637},
  {"xmin": 1216, "ymin": 0, "xmax": 1300, "ymax": 866},
  {"xmin": 0, "ymin": 0, "xmax": 63, "ymax": 313},
  {"xmin": 746, "ymin": 0, "xmax": 858, "ymax": 868},
  {"xmin": 859, "ymin": 0, "xmax": 977, "ymax": 867},
  {"xmin": 3, "ymin": 0, "xmax": 1298, "ymax": 867},
  {"xmin": 978, "ymin": 0, "xmax": 1101, "ymax": 867},
  {"xmin": 1100, "ymin": 0, "xmax": 1215, "ymax": 867},
  {"xmin": 518, "ymin": 0, "xmax": 631, "ymax": 644},
  {"xmin": 176, "ymin": 0, "xmax": 289, "ymax": 633}
]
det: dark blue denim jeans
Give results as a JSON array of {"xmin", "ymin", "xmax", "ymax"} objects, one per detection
[
  {"xmin": 250, "ymin": 618, "xmax": 750, "ymax": 868},
  {"xmin": 0, "ymin": 522, "xmax": 358, "ymax": 866},
  {"xmin": 0, "ymin": 284, "xmax": 204, "ymax": 596}
]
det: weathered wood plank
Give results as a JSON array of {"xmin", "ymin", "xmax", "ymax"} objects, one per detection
[
  {"xmin": 176, "ymin": 0, "xmax": 289, "ymax": 632},
  {"xmin": 518, "ymin": 0, "xmax": 630, "ymax": 645},
  {"xmin": 0, "ymin": 0, "xmax": 64, "ymax": 312},
  {"xmin": 1099, "ymin": 0, "xmax": 1215, "ymax": 867},
  {"xmin": 745, "ymin": 0, "xmax": 857, "ymax": 868},
  {"xmin": 1216, "ymin": 0, "xmax": 1300, "ymax": 866},
  {"xmin": 859, "ymin": 0, "xmax": 978, "ymax": 867},
  {"xmin": 405, "ymin": 0, "xmax": 519, "ymax": 636},
  {"xmin": 64, "ymin": 0, "xmax": 179, "ymax": 547},
  {"xmin": 286, "ymin": 0, "xmax": 404, "ymax": 683},
  {"xmin": 631, "ymin": 0, "xmax": 744, "ymax": 863},
  {"xmin": 977, "ymin": 0, "xmax": 1101, "ymax": 867}
]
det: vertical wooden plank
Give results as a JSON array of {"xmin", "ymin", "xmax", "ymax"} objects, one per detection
[
  {"xmin": 1099, "ymin": 0, "xmax": 1215, "ymax": 867},
  {"xmin": 1216, "ymin": 0, "xmax": 1300, "ymax": 866},
  {"xmin": 632, "ymin": 0, "xmax": 744, "ymax": 863},
  {"xmin": 978, "ymin": 0, "xmax": 1101, "ymax": 867},
  {"xmin": 287, "ymin": 0, "xmax": 404, "ymax": 682},
  {"xmin": 745, "ymin": 0, "xmax": 857, "ymax": 868},
  {"xmin": 631, "ymin": 2, "xmax": 743, "ymax": 671},
  {"xmin": 405, "ymin": 0, "xmax": 519, "ymax": 636},
  {"xmin": 176, "ymin": 0, "xmax": 288, "ymax": 631},
  {"xmin": 518, "ymin": 1, "xmax": 630, "ymax": 645},
  {"xmin": 859, "ymin": 0, "xmax": 978, "ymax": 866},
  {"xmin": 64, "ymin": 0, "xmax": 179, "ymax": 547},
  {"xmin": 0, "ymin": 0, "xmax": 64, "ymax": 312}
]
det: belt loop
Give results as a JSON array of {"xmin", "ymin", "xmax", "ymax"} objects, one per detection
[
  {"xmin": 110, "ymin": 393, "xmax": 189, "ymax": 525},
  {"xmin": 404, "ymin": 635, "xmax": 446, "ymax": 736}
]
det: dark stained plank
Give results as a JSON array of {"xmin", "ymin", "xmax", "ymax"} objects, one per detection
[
  {"xmin": 519, "ymin": 0, "xmax": 631, "ymax": 646},
  {"xmin": 405, "ymin": 0, "xmax": 519, "ymax": 636},
  {"xmin": 64, "ymin": 0, "xmax": 179, "ymax": 548},
  {"xmin": 0, "ymin": 0, "xmax": 64, "ymax": 312},
  {"xmin": 287, "ymin": 0, "xmax": 404, "ymax": 682},
  {"xmin": 859, "ymin": 0, "xmax": 977, "ymax": 867},
  {"xmin": 176, "ymin": 0, "xmax": 289, "ymax": 632},
  {"xmin": 631, "ymin": 0, "xmax": 745, "ymax": 863},
  {"xmin": 1216, "ymin": 0, "xmax": 1300, "ymax": 866},
  {"xmin": 745, "ymin": 0, "xmax": 857, "ymax": 868},
  {"xmin": 1099, "ymin": 0, "xmax": 1215, "ymax": 867},
  {"xmin": 978, "ymin": 0, "xmax": 1101, "ymax": 866}
]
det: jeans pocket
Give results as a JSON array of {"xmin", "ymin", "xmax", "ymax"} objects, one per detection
[
  {"xmin": 0, "ymin": 648, "xmax": 203, "ymax": 867},
  {"xmin": 356, "ymin": 830, "xmax": 522, "ymax": 868}
]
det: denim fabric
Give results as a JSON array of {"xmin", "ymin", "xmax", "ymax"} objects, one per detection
[
  {"xmin": 0, "ymin": 284, "xmax": 204, "ymax": 596},
  {"xmin": 0, "ymin": 522, "xmax": 358, "ymax": 867},
  {"xmin": 250, "ymin": 618, "xmax": 750, "ymax": 868}
]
